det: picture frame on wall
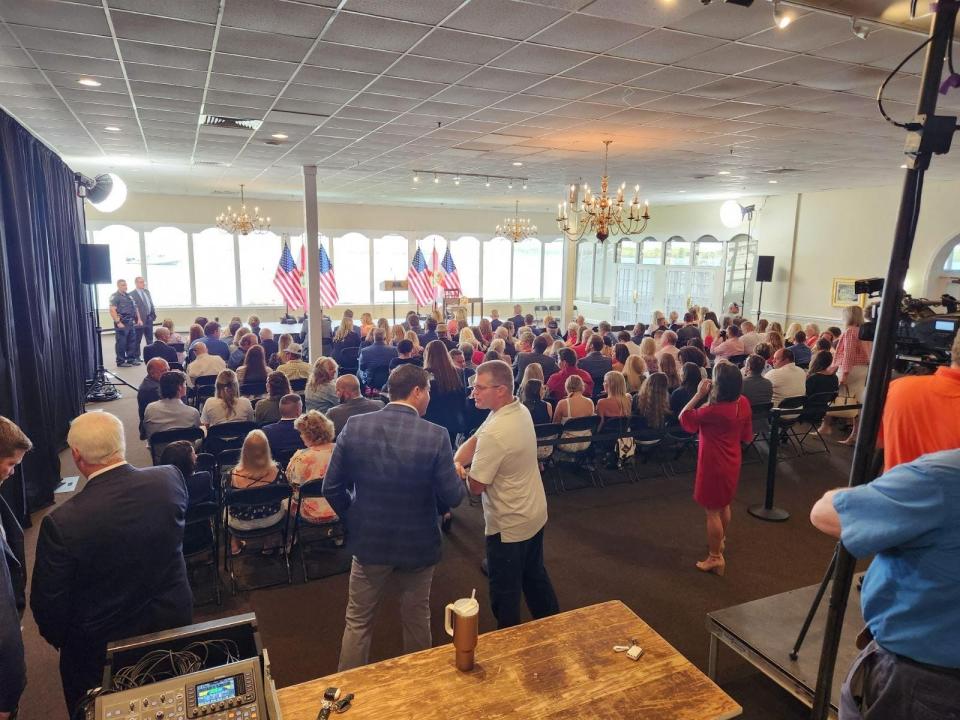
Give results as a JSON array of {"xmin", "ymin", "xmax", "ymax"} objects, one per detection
[{"xmin": 831, "ymin": 277, "xmax": 866, "ymax": 308}]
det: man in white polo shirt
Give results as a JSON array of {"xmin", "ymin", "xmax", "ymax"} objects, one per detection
[{"xmin": 454, "ymin": 360, "xmax": 559, "ymax": 629}]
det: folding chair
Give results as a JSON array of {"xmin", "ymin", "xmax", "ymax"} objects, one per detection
[
  {"xmin": 599, "ymin": 415, "xmax": 635, "ymax": 485},
  {"xmin": 776, "ymin": 396, "xmax": 806, "ymax": 458},
  {"xmin": 202, "ymin": 421, "xmax": 258, "ymax": 456},
  {"xmin": 743, "ymin": 402, "xmax": 773, "ymax": 465},
  {"xmin": 728, "ymin": 354, "xmax": 749, "ymax": 368},
  {"xmin": 793, "ymin": 391, "xmax": 837, "ymax": 455},
  {"xmin": 534, "ymin": 423, "xmax": 563, "ymax": 494},
  {"xmin": 223, "ymin": 482, "xmax": 293, "ymax": 593},
  {"xmin": 292, "ymin": 479, "xmax": 345, "ymax": 582},
  {"xmin": 272, "ymin": 446, "xmax": 300, "ymax": 471},
  {"xmin": 190, "ymin": 375, "xmax": 218, "ymax": 408},
  {"xmin": 239, "ymin": 380, "xmax": 267, "ymax": 398},
  {"xmin": 662, "ymin": 420, "xmax": 698, "ymax": 475},
  {"xmin": 183, "ymin": 501, "xmax": 221, "ymax": 606},
  {"xmin": 168, "ymin": 361, "xmax": 185, "ymax": 371},
  {"xmin": 554, "ymin": 415, "xmax": 601, "ymax": 490},
  {"xmin": 630, "ymin": 417, "xmax": 668, "ymax": 478},
  {"xmin": 290, "ymin": 378, "xmax": 307, "ymax": 392},
  {"xmin": 149, "ymin": 426, "xmax": 204, "ymax": 465}
]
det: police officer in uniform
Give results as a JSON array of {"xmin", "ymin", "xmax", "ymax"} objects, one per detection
[{"xmin": 109, "ymin": 279, "xmax": 142, "ymax": 367}]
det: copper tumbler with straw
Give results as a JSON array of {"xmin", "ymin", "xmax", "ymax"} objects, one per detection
[{"xmin": 444, "ymin": 589, "xmax": 479, "ymax": 671}]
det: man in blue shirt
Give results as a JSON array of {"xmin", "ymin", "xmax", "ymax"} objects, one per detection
[
  {"xmin": 323, "ymin": 364, "xmax": 464, "ymax": 671},
  {"xmin": 810, "ymin": 448, "xmax": 960, "ymax": 719},
  {"xmin": 189, "ymin": 321, "xmax": 230, "ymax": 362}
]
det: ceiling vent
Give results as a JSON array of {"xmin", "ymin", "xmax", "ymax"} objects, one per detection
[
  {"xmin": 198, "ymin": 115, "xmax": 262, "ymax": 136},
  {"xmin": 763, "ymin": 167, "xmax": 800, "ymax": 175},
  {"xmin": 194, "ymin": 160, "xmax": 232, "ymax": 167}
]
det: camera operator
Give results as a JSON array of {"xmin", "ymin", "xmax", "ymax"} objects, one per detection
[
  {"xmin": 810, "ymin": 448, "xmax": 960, "ymax": 719},
  {"xmin": 878, "ymin": 331, "xmax": 960, "ymax": 471}
]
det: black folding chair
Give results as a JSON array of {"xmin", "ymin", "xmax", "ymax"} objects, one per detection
[
  {"xmin": 239, "ymin": 381, "xmax": 267, "ymax": 398},
  {"xmin": 744, "ymin": 402, "xmax": 773, "ymax": 464},
  {"xmin": 290, "ymin": 378, "xmax": 307, "ymax": 392},
  {"xmin": 223, "ymin": 481, "xmax": 293, "ymax": 593},
  {"xmin": 190, "ymin": 374, "xmax": 218, "ymax": 408},
  {"xmin": 293, "ymin": 479, "xmax": 344, "ymax": 582},
  {"xmin": 272, "ymin": 446, "xmax": 300, "ymax": 471},
  {"xmin": 202, "ymin": 421, "xmax": 258, "ymax": 456},
  {"xmin": 663, "ymin": 420, "xmax": 698, "ymax": 475},
  {"xmin": 728, "ymin": 354, "xmax": 749, "ymax": 368},
  {"xmin": 534, "ymin": 422, "xmax": 563, "ymax": 495},
  {"xmin": 777, "ymin": 396, "xmax": 806, "ymax": 458},
  {"xmin": 183, "ymin": 501, "xmax": 221, "ymax": 606},
  {"xmin": 630, "ymin": 416, "xmax": 668, "ymax": 478},
  {"xmin": 793, "ymin": 391, "xmax": 837, "ymax": 455},
  {"xmin": 168, "ymin": 361, "xmax": 185, "ymax": 371},
  {"xmin": 170, "ymin": 342, "xmax": 185, "ymax": 354},
  {"xmin": 554, "ymin": 415, "xmax": 601, "ymax": 490},
  {"xmin": 149, "ymin": 426, "xmax": 204, "ymax": 465}
]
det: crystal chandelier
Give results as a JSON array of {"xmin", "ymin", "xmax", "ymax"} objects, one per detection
[
  {"xmin": 556, "ymin": 140, "xmax": 650, "ymax": 243},
  {"xmin": 216, "ymin": 184, "xmax": 270, "ymax": 235},
  {"xmin": 496, "ymin": 200, "xmax": 538, "ymax": 242}
]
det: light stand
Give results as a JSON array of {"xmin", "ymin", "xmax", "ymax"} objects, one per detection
[
  {"xmin": 756, "ymin": 279, "xmax": 765, "ymax": 325},
  {"xmin": 83, "ymin": 283, "xmax": 137, "ymax": 402},
  {"xmin": 810, "ymin": 4, "xmax": 959, "ymax": 718},
  {"xmin": 738, "ymin": 204, "xmax": 756, "ymax": 315}
]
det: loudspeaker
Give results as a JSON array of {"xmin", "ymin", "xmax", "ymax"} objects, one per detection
[
  {"xmin": 756, "ymin": 255, "xmax": 774, "ymax": 283},
  {"xmin": 79, "ymin": 244, "xmax": 111, "ymax": 284}
]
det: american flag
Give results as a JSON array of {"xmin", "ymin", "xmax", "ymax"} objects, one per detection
[
  {"xmin": 439, "ymin": 247, "xmax": 461, "ymax": 293},
  {"xmin": 273, "ymin": 242, "xmax": 305, "ymax": 309},
  {"xmin": 408, "ymin": 247, "xmax": 435, "ymax": 305},
  {"xmin": 317, "ymin": 243, "xmax": 339, "ymax": 308}
]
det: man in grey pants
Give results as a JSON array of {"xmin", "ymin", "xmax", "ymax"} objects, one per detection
[{"xmin": 323, "ymin": 364, "xmax": 464, "ymax": 670}]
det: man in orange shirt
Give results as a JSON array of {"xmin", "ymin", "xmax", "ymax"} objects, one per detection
[{"xmin": 878, "ymin": 332, "xmax": 960, "ymax": 471}]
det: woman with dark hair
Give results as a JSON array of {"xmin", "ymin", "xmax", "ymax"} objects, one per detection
[
  {"xmin": 658, "ymin": 352, "xmax": 681, "ymax": 391},
  {"xmin": 633, "ymin": 372, "xmax": 669, "ymax": 430},
  {"xmin": 612, "ymin": 342, "xmax": 630, "ymax": 372},
  {"xmin": 237, "ymin": 344, "xmax": 269, "ymax": 384},
  {"xmin": 677, "ymin": 345, "xmax": 709, "ymax": 379},
  {"xmin": 679, "ymin": 362, "xmax": 753, "ymax": 576},
  {"xmin": 669, "ymin": 362, "xmax": 703, "ymax": 417},
  {"xmin": 521, "ymin": 378, "xmax": 552, "ymax": 426},
  {"xmin": 423, "ymin": 340, "xmax": 467, "ymax": 446},
  {"xmin": 807, "ymin": 350, "xmax": 841, "ymax": 437},
  {"xmin": 158, "ymin": 440, "xmax": 212, "ymax": 504},
  {"xmin": 255, "ymin": 371, "xmax": 291, "ymax": 424}
]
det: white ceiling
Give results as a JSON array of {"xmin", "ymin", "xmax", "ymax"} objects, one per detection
[{"xmin": 1, "ymin": 0, "xmax": 958, "ymax": 212}]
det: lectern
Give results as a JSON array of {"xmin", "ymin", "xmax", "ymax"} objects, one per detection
[{"xmin": 379, "ymin": 280, "xmax": 409, "ymax": 324}]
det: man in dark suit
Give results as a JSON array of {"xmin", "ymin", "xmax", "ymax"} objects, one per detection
[
  {"xmin": 323, "ymin": 364, "xmax": 464, "ymax": 670},
  {"xmin": 262, "ymin": 395, "xmax": 307, "ymax": 453},
  {"xmin": 358, "ymin": 328, "xmax": 398, "ymax": 387},
  {"xmin": 418, "ymin": 317, "xmax": 438, "ymax": 347},
  {"xmin": 131, "ymin": 276, "xmax": 157, "ymax": 357},
  {"xmin": 31, "ymin": 412, "xmax": 192, "ymax": 716},
  {"xmin": 143, "ymin": 326, "xmax": 179, "ymax": 364},
  {"xmin": 137, "ymin": 358, "xmax": 169, "ymax": 439},
  {"xmin": 578, "ymin": 336, "xmax": 613, "ymax": 382},
  {"xmin": 0, "ymin": 418, "xmax": 30, "ymax": 720},
  {"xmin": 514, "ymin": 334, "xmax": 559, "ymax": 383},
  {"xmin": 327, "ymin": 376, "xmax": 383, "ymax": 437},
  {"xmin": 509, "ymin": 305, "xmax": 524, "ymax": 332}
]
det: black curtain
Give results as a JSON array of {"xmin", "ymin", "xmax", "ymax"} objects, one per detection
[{"xmin": 0, "ymin": 108, "xmax": 94, "ymax": 522}]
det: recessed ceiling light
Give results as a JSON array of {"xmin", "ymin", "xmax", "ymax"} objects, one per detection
[
  {"xmin": 271, "ymin": 133, "xmax": 288, "ymax": 140},
  {"xmin": 512, "ymin": 161, "xmax": 523, "ymax": 167},
  {"xmin": 104, "ymin": 126, "xmax": 121, "ymax": 132},
  {"xmin": 78, "ymin": 78, "xmax": 101, "ymax": 87},
  {"xmin": 768, "ymin": 179, "xmax": 778, "ymax": 184},
  {"xmin": 678, "ymin": 190, "xmax": 686, "ymax": 193},
  {"xmin": 718, "ymin": 170, "xmax": 731, "ymax": 175},
  {"xmin": 900, "ymin": 163, "xmax": 908, "ymax": 169}
]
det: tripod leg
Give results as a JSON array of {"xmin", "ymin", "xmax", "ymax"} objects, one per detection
[{"xmin": 790, "ymin": 545, "xmax": 839, "ymax": 660}]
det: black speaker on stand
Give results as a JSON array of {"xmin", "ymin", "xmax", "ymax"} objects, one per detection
[
  {"xmin": 755, "ymin": 255, "xmax": 774, "ymax": 325},
  {"xmin": 79, "ymin": 244, "xmax": 137, "ymax": 402}
]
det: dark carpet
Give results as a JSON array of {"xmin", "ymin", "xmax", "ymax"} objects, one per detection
[{"xmin": 16, "ymin": 345, "xmax": 856, "ymax": 719}]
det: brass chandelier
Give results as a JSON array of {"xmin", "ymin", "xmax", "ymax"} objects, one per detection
[
  {"xmin": 216, "ymin": 184, "xmax": 270, "ymax": 235},
  {"xmin": 496, "ymin": 200, "xmax": 538, "ymax": 242},
  {"xmin": 556, "ymin": 140, "xmax": 650, "ymax": 243}
]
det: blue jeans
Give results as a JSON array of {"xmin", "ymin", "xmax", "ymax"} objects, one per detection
[{"xmin": 841, "ymin": 640, "xmax": 960, "ymax": 719}]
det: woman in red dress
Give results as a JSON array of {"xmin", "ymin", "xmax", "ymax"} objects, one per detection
[{"xmin": 679, "ymin": 362, "xmax": 753, "ymax": 576}]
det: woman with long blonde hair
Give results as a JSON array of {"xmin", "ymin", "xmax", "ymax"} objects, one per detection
[
  {"xmin": 518, "ymin": 363, "xmax": 545, "ymax": 400},
  {"xmin": 306, "ymin": 357, "xmax": 339, "ymax": 413},
  {"xmin": 359, "ymin": 312, "xmax": 374, "ymax": 338},
  {"xmin": 701, "ymin": 319, "xmax": 720, "ymax": 351},
  {"xmin": 784, "ymin": 322, "xmax": 803, "ymax": 344},
  {"xmin": 404, "ymin": 329, "xmax": 423, "ymax": 355},
  {"xmin": 228, "ymin": 429, "xmax": 283, "ymax": 553},
  {"xmin": 390, "ymin": 324, "xmax": 406, "ymax": 346},
  {"xmin": 623, "ymin": 355, "xmax": 646, "ymax": 393},
  {"xmin": 565, "ymin": 322, "xmax": 579, "ymax": 345},
  {"xmin": 201, "ymin": 369, "xmax": 254, "ymax": 426},
  {"xmin": 597, "ymin": 371, "xmax": 632, "ymax": 430},
  {"xmin": 767, "ymin": 331, "xmax": 784, "ymax": 354},
  {"xmin": 639, "ymin": 337, "xmax": 659, "ymax": 375}
]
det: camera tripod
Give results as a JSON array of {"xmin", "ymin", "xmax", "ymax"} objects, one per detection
[{"xmin": 85, "ymin": 288, "xmax": 137, "ymax": 403}]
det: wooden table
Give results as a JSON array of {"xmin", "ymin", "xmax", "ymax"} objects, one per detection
[{"xmin": 276, "ymin": 600, "xmax": 741, "ymax": 719}]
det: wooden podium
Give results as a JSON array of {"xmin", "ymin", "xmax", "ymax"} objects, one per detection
[
  {"xmin": 380, "ymin": 280, "xmax": 408, "ymax": 324},
  {"xmin": 444, "ymin": 292, "xmax": 483, "ymax": 323}
]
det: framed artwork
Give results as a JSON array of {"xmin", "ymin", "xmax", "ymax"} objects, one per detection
[{"xmin": 831, "ymin": 277, "xmax": 865, "ymax": 308}]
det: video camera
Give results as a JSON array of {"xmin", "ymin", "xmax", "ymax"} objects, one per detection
[{"xmin": 856, "ymin": 277, "xmax": 958, "ymax": 371}]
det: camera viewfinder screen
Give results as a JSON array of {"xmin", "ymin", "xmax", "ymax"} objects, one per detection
[
  {"xmin": 196, "ymin": 677, "xmax": 237, "ymax": 707},
  {"xmin": 934, "ymin": 320, "xmax": 955, "ymax": 332}
]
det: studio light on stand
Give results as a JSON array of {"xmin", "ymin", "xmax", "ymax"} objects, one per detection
[
  {"xmin": 720, "ymin": 200, "xmax": 756, "ymax": 314},
  {"xmin": 76, "ymin": 172, "xmax": 128, "ymax": 213}
]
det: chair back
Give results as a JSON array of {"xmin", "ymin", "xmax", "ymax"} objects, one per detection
[
  {"xmin": 203, "ymin": 421, "xmax": 258, "ymax": 455},
  {"xmin": 168, "ymin": 361, "xmax": 185, "ymax": 371},
  {"xmin": 195, "ymin": 452, "xmax": 216, "ymax": 473},
  {"xmin": 298, "ymin": 478, "xmax": 326, "ymax": 499},
  {"xmin": 630, "ymin": 415, "xmax": 662, "ymax": 443},
  {"xmin": 560, "ymin": 415, "xmax": 600, "ymax": 433},
  {"xmin": 186, "ymin": 471, "xmax": 216, "ymax": 505},
  {"xmin": 800, "ymin": 391, "xmax": 836, "ymax": 423},
  {"xmin": 339, "ymin": 346, "xmax": 360, "ymax": 367},
  {"xmin": 728, "ymin": 354, "xmax": 749, "ymax": 368},
  {"xmin": 194, "ymin": 374, "xmax": 218, "ymax": 387},
  {"xmin": 290, "ymin": 378, "xmax": 307, "ymax": 392},
  {"xmin": 224, "ymin": 482, "xmax": 292, "ymax": 508},
  {"xmin": 170, "ymin": 342, "xmax": 186, "ymax": 354},
  {"xmin": 750, "ymin": 402, "xmax": 773, "ymax": 434},
  {"xmin": 273, "ymin": 446, "xmax": 300, "ymax": 470},
  {"xmin": 149, "ymin": 426, "xmax": 204, "ymax": 464},
  {"xmin": 461, "ymin": 367, "xmax": 476, "ymax": 387},
  {"xmin": 240, "ymin": 381, "xmax": 267, "ymax": 397}
]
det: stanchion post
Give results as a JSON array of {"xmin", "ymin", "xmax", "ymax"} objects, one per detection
[{"xmin": 748, "ymin": 408, "xmax": 790, "ymax": 521}]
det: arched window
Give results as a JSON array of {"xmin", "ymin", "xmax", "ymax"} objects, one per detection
[
  {"xmin": 542, "ymin": 240, "xmax": 563, "ymax": 299},
  {"xmin": 239, "ymin": 231, "xmax": 283, "ymax": 305},
  {"xmin": 373, "ymin": 234, "xmax": 408, "ymax": 303},
  {"xmin": 617, "ymin": 238, "xmax": 638, "ymax": 264},
  {"xmin": 450, "ymin": 236, "xmax": 480, "ymax": 298},
  {"xmin": 641, "ymin": 237, "xmax": 662, "ymax": 265},
  {"xmin": 512, "ymin": 238, "xmax": 542, "ymax": 300},
  {"xmin": 145, "ymin": 226, "xmax": 191, "ymax": 306},
  {"xmin": 193, "ymin": 227, "xmax": 236, "ymax": 306},
  {"xmin": 332, "ymin": 232, "xmax": 371, "ymax": 304},
  {"xmin": 695, "ymin": 235, "xmax": 724, "ymax": 267},
  {"xmin": 483, "ymin": 237, "xmax": 512, "ymax": 300},
  {"xmin": 665, "ymin": 236, "xmax": 691, "ymax": 266},
  {"xmin": 92, "ymin": 224, "xmax": 140, "ymax": 306},
  {"xmin": 944, "ymin": 242, "xmax": 960, "ymax": 271}
]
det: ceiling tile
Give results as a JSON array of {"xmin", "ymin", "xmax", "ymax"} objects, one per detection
[
  {"xmin": 323, "ymin": 13, "xmax": 430, "ymax": 53},
  {"xmin": 413, "ymin": 100, "xmax": 474, "ymax": 118},
  {"xmin": 610, "ymin": 29, "xmax": 725, "ymax": 64},
  {"xmin": 748, "ymin": 12, "xmax": 855, "ymax": 53},
  {"xmin": 7, "ymin": 25, "xmax": 117, "ymax": 58},
  {"xmin": 118, "ymin": 39, "xmax": 209, "ymax": 70},
  {"xmin": 580, "ymin": 0, "xmax": 703, "ymax": 27},
  {"xmin": 365, "ymin": 75, "xmax": 442, "ymax": 99},
  {"xmin": 110, "ymin": 12, "xmax": 215, "ymax": 50},
  {"xmin": 0, "ymin": 44, "xmax": 32, "ymax": 68},
  {"xmin": 124, "ymin": 63, "xmax": 207, "ymax": 88},
  {"xmin": 445, "ymin": 0, "xmax": 567, "ymax": 41},
  {"xmin": 216, "ymin": 28, "xmax": 314, "ymax": 63},
  {"xmin": 205, "ymin": 89, "xmax": 274, "ymax": 109},
  {"xmin": 688, "ymin": 76, "xmax": 778, "ymax": 100},
  {"xmin": 798, "ymin": 64, "xmax": 890, "ymax": 92},
  {"xmin": 208, "ymin": 74, "xmax": 286, "ymax": 96},
  {"xmin": 305, "ymin": 41, "xmax": 400, "ymax": 74},
  {"xmin": 629, "ymin": 67, "xmax": 722, "ymax": 93},
  {"xmin": 740, "ymin": 84, "xmax": 831, "ymax": 107},
  {"xmin": 108, "ymin": 0, "xmax": 220, "ymax": 23},
  {"xmin": 211, "ymin": 53, "xmax": 298, "ymax": 82},
  {"xmin": 459, "ymin": 67, "xmax": 546, "ymax": 92},
  {"xmin": 814, "ymin": 28, "xmax": 924, "ymax": 66},
  {"xmin": 348, "ymin": 93, "xmax": 422, "ymax": 111},
  {"xmin": 561, "ymin": 55, "xmax": 660, "ymax": 84},
  {"xmin": 411, "ymin": 28, "xmax": 516, "ymax": 63},
  {"xmin": 641, "ymin": 94, "xmax": 720, "ymax": 113},
  {"xmin": 526, "ymin": 76, "xmax": 611, "ymax": 100},
  {"xmin": 283, "ymin": 83, "xmax": 355, "ymax": 104},
  {"xmin": 132, "ymin": 80, "xmax": 204, "ymax": 102},
  {"xmin": 432, "ymin": 85, "xmax": 510, "ymax": 107},
  {"xmin": 582, "ymin": 86, "xmax": 667, "ymax": 107},
  {"xmin": 385, "ymin": 55, "xmax": 479, "ymax": 83},
  {"xmin": 0, "ymin": 0, "xmax": 109, "ymax": 34},
  {"xmin": 296, "ymin": 65, "xmax": 375, "ymax": 90},
  {"xmin": 344, "ymin": 0, "xmax": 463, "ymax": 24},
  {"xmin": 530, "ymin": 15, "xmax": 649, "ymax": 53},
  {"xmin": 490, "ymin": 44, "xmax": 591, "ymax": 74},
  {"xmin": 667, "ymin": 2, "xmax": 778, "ymax": 40},
  {"xmin": 493, "ymin": 93, "xmax": 568, "ymax": 113},
  {"xmin": 221, "ymin": 0, "xmax": 334, "ymax": 38},
  {"xmin": 551, "ymin": 101, "xmax": 620, "ymax": 119},
  {"xmin": 678, "ymin": 42, "xmax": 791, "ymax": 74},
  {"xmin": 743, "ymin": 55, "xmax": 852, "ymax": 83}
]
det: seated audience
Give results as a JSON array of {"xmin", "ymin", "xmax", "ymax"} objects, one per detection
[
  {"xmin": 162, "ymin": 318, "xmax": 184, "ymax": 346},
  {"xmin": 306, "ymin": 357, "xmax": 339, "ymax": 413},
  {"xmin": 286, "ymin": 410, "xmax": 338, "ymax": 523},
  {"xmin": 187, "ymin": 341, "xmax": 226, "ymax": 385},
  {"xmin": 790, "ymin": 331, "xmax": 812, "ymax": 365},
  {"xmin": 236, "ymin": 344, "xmax": 269, "ymax": 385},
  {"xmin": 678, "ymin": 345, "xmax": 709, "ymax": 379},
  {"xmin": 191, "ymin": 321, "xmax": 230, "ymax": 362},
  {"xmin": 546, "ymin": 348, "xmax": 594, "ymax": 400},
  {"xmin": 630, "ymin": 322, "xmax": 646, "ymax": 345},
  {"xmin": 659, "ymin": 352, "xmax": 681, "ymax": 392},
  {"xmin": 389, "ymin": 339, "xmax": 422, "ymax": 370},
  {"xmin": 676, "ymin": 312, "xmax": 701, "ymax": 347},
  {"xmin": 435, "ymin": 326, "xmax": 457, "ymax": 350},
  {"xmin": 201, "ymin": 369, "xmax": 255, "ymax": 426},
  {"xmin": 390, "ymin": 324, "xmax": 406, "ymax": 346},
  {"xmin": 639, "ymin": 337, "xmax": 660, "ymax": 374},
  {"xmin": 580, "ymin": 335, "xmax": 613, "ymax": 380},
  {"xmin": 424, "ymin": 340, "xmax": 467, "ymax": 446},
  {"xmin": 259, "ymin": 328, "xmax": 278, "ymax": 360},
  {"xmin": 331, "ymin": 318, "xmax": 361, "ymax": 365},
  {"xmin": 263, "ymin": 394, "xmax": 307, "ymax": 453},
  {"xmin": 623, "ymin": 354, "xmax": 646, "ymax": 393},
  {"xmin": 553, "ymin": 375, "xmax": 594, "ymax": 453},
  {"xmin": 741, "ymin": 354, "xmax": 774, "ymax": 407},
  {"xmin": 515, "ymin": 333, "xmax": 559, "ymax": 383},
  {"xmin": 228, "ymin": 430, "xmax": 284, "ymax": 554},
  {"xmin": 247, "ymin": 315, "xmax": 261, "ymax": 336},
  {"xmin": 785, "ymin": 322, "xmax": 803, "ymax": 344},
  {"xmin": 450, "ymin": 348, "xmax": 466, "ymax": 370},
  {"xmin": 358, "ymin": 328, "xmax": 398, "ymax": 386},
  {"xmin": 617, "ymin": 330, "xmax": 641, "ymax": 356},
  {"xmin": 518, "ymin": 363, "xmax": 545, "ymax": 399},
  {"xmin": 138, "ymin": 358, "xmax": 168, "ymax": 438},
  {"xmin": 458, "ymin": 342, "xmax": 476, "ymax": 370},
  {"xmin": 767, "ymin": 331, "xmax": 785, "ymax": 354},
  {"xmin": 188, "ymin": 322, "xmax": 204, "ymax": 347},
  {"xmin": 488, "ymin": 338, "xmax": 508, "ymax": 362},
  {"xmin": 803, "ymin": 323, "xmax": 820, "ymax": 348},
  {"xmin": 634, "ymin": 372, "xmax": 670, "ymax": 430},
  {"xmin": 572, "ymin": 326, "xmax": 592, "ymax": 358},
  {"xmin": 276, "ymin": 343, "xmax": 311, "ymax": 380},
  {"xmin": 520, "ymin": 376, "xmax": 552, "ymax": 425},
  {"xmin": 739, "ymin": 321, "xmax": 760, "ymax": 354},
  {"xmin": 268, "ymin": 333, "xmax": 293, "ymax": 369},
  {"xmin": 596, "ymin": 371, "xmax": 632, "ymax": 430},
  {"xmin": 228, "ymin": 331, "xmax": 257, "ymax": 369},
  {"xmin": 359, "ymin": 312, "xmax": 374, "ymax": 339},
  {"xmin": 806, "ymin": 350, "xmax": 840, "ymax": 399},
  {"xmin": 255, "ymin": 372, "xmax": 291, "ymax": 424},
  {"xmin": 766, "ymin": 348, "xmax": 807, "ymax": 406},
  {"xmin": 158, "ymin": 440, "xmax": 212, "ymax": 505},
  {"xmin": 144, "ymin": 370, "xmax": 201, "ymax": 438},
  {"xmin": 670, "ymin": 362, "xmax": 703, "ymax": 417},
  {"xmin": 710, "ymin": 324, "xmax": 745, "ymax": 359},
  {"xmin": 701, "ymin": 319, "xmax": 720, "ymax": 350},
  {"xmin": 418, "ymin": 317, "xmax": 439, "ymax": 346},
  {"xmin": 327, "ymin": 375, "xmax": 384, "ymax": 437},
  {"xmin": 612, "ymin": 342, "xmax": 630, "ymax": 372},
  {"xmin": 143, "ymin": 327, "xmax": 179, "ymax": 364}
]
